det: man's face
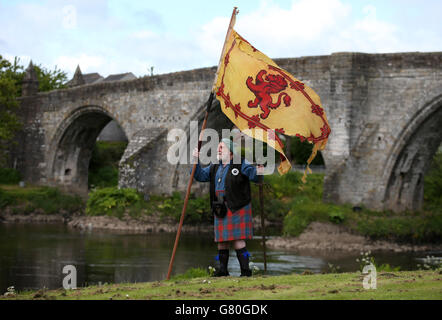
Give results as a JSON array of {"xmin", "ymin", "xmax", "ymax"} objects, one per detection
[{"xmin": 217, "ymin": 142, "xmax": 232, "ymax": 162}]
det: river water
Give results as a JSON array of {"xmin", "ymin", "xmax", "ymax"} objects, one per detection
[{"xmin": 0, "ymin": 223, "xmax": 439, "ymax": 292}]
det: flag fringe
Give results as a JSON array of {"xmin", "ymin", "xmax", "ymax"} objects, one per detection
[{"xmin": 301, "ymin": 142, "xmax": 320, "ymax": 183}]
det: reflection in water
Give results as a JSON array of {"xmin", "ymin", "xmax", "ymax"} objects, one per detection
[{"xmin": 0, "ymin": 223, "xmax": 439, "ymax": 292}]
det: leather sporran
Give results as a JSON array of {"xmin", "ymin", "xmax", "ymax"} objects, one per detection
[{"xmin": 212, "ymin": 195, "xmax": 227, "ymax": 219}]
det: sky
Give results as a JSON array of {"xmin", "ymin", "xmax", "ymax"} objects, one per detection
[{"xmin": 1, "ymin": 0, "xmax": 441, "ymax": 79}]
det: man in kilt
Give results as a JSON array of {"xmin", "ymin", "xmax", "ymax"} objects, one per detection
[{"xmin": 192, "ymin": 138, "xmax": 262, "ymax": 277}]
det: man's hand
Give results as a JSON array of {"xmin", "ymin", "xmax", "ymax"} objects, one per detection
[
  {"xmin": 192, "ymin": 147, "xmax": 200, "ymax": 160},
  {"xmin": 257, "ymin": 164, "xmax": 265, "ymax": 175}
]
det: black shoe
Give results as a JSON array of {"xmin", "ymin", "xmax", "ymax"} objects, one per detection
[
  {"xmin": 213, "ymin": 249, "xmax": 229, "ymax": 277},
  {"xmin": 236, "ymin": 247, "xmax": 252, "ymax": 277},
  {"xmin": 213, "ymin": 269, "xmax": 230, "ymax": 277}
]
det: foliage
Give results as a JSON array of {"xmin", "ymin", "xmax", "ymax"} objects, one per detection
[
  {"xmin": 327, "ymin": 263, "xmax": 342, "ymax": 274},
  {"xmin": 0, "ymin": 55, "xmax": 67, "ymax": 166},
  {"xmin": 356, "ymin": 251, "xmax": 401, "ymax": 272},
  {"xmin": 0, "ymin": 167, "xmax": 21, "ymax": 184},
  {"xmin": 88, "ymin": 166, "xmax": 119, "ymax": 189},
  {"xmin": 328, "ymin": 208, "xmax": 346, "ymax": 224},
  {"xmin": 355, "ymin": 251, "xmax": 376, "ymax": 272},
  {"xmin": 0, "ymin": 188, "xmax": 13, "ymax": 208},
  {"xmin": 377, "ymin": 264, "xmax": 401, "ymax": 272},
  {"xmin": 148, "ymin": 192, "xmax": 212, "ymax": 224},
  {"xmin": 84, "ymin": 186, "xmax": 213, "ymax": 223},
  {"xmin": 239, "ymin": 135, "xmax": 325, "ymax": 166},
  {"xmin": 288, "ymin": 136, "xmax": 325, "ymax": 166},
  {"xmin": 0, "ymin": 185, "xmax": 83, "ymax": 213},
  {"xmin": 86, "ymin": 187, "xmax": 142, "ymax": 217},
  {"xmin": 88, "ymin": 141, "xmax": 128, "ymax": 188},
  {"xmin": 283, "ymin": 201, "xmax": 345, "ymax": 236},
  {"xmin": 34, "ymin": 64, "xmax": 67, "ymax": 92},
  {"xmin": 250, "ymin": 171, "xmax": 324, "ymax": 225},
  {"xmin": 0, "ymin": 56, "xmax": 22, "ymax": 166},
  {"xmin": 354, "ymin": 212, "xmax": 442, "ymax": 243},
  {"xmin": 423, "ymin": 151, "xmax": 442, "ymax": 212}
]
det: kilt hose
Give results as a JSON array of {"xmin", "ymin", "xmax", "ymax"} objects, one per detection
[{"xmin": 214, "ymin": 201, "xmax": 253, "ymax": 243}]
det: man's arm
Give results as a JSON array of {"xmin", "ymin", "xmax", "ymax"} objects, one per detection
[
  {"xmin": 191, "ymin": 148, "xmax": 211, "ymax": 182},
  {"xmin": 241, "ymin": 159, "xmax": 262, "ymax": 183},
  {"xmin": 192, "ymin": 162, "xmax": 211, "ymax": 182}
]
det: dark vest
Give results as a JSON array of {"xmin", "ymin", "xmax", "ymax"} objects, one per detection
[{"xmin": 209, "ymin": 161, "xmax": 251, "ymax": 212}]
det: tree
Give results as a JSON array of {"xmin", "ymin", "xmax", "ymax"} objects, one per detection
[
  {"xmin": 0, "ymin": 56, "xmax": 22, "ymax": 166},
  {"xmin": 0, "ymin": 55, "xmax": 68, "ymax": 166},
  {"xmin": 34, "ymin": 64, "xmax": 67, "ymax": 92}
]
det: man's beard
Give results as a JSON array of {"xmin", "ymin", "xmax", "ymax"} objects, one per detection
[{"xmin": 217, "ymin": 153, "xmax": 230, "ymax": 162}]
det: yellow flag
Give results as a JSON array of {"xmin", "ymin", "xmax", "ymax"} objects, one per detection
[{"xmin": 214, "ymin": 29, "xmax": 331, "ymax": 180}]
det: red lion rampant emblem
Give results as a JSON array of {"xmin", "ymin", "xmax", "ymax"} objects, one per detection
[{"xmin": 246, "ymin": 70, "xmax": 291, "ymax": 119}]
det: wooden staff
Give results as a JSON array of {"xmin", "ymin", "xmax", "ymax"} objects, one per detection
[
  {"xmin": 259, "ymin": 179, "xmax": 267, "ymax": 272},
  {"xmin": 166, "ymin": 7, "xmax": 238, "ymax": 280}
]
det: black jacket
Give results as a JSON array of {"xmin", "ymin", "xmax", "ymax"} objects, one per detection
[{"xmin": 209, "ymin": 161, "xmax": 252, "ymax": 212}]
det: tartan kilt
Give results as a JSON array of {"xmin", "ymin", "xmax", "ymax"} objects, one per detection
[{"xmin": 214, "ymin": 203, "xmax": 253, "ymax": 242}]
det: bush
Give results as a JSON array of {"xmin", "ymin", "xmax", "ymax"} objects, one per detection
[
  {"xmin": 328, "ymin": 208, "xmax": 346, "ymax": 224},
  {"xmin": 86, "ymin": 187, "xmax": 142, "ymax": 217},
  {"xmin": 0, "ymin": 168, "xmax": 21, "ymax": 184},
  {"xmin": 150, "ymin": 192, "xmax": 212, "ymax": 224}
]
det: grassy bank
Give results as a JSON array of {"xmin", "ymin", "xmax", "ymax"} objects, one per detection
[
  {"xmin": 0, "ymin": 184, "xmax": 84, "ymax": 215},
  {"xmin": 2, "ymin": 270, "xmax": 441, "ymax": 300}
]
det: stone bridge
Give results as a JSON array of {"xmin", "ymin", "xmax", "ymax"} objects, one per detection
[{"xmin": 14, "ymin": 52, "xmax": 442, "ymax": 212}]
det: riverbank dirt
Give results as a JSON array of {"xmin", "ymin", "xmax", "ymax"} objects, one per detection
[
  {"xmin": 0, "ymin": 209, "xmax": 278, "ymax": 234},
  {"xmin": 0, "ymin": 211, "xmax": 212, "ymax": 233},
  {"xmin": 266, "ymin": 221, "xmax": 442, "ymax": 253}
]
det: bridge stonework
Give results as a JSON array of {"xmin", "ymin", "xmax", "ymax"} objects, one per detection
[{"xmin": 14, "ymin": 52, "xmax": 442, "ymax": 212}]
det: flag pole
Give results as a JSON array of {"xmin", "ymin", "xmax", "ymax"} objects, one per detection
[
  {"xmin": 259, "ymin": 179, "xmax": 267, "ymax": 272},
  {"xmin": 166, "ymin": 7, "xmax": 239, "ymax": 280}
]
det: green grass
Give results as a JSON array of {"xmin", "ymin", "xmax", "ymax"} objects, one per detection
[
  {"xmin": 3, "ymin": 270, "xmax": 441, "ymax": 300},
  {"xmin": 0, "ymin": 184, "xmax": 84, "ymax": 214}
]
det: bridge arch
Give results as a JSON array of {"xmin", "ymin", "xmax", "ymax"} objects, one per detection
[
  {"xmin": 382, "ymin": 94, "xmax": 442, "ymax": 212},
  {"xmin": 47, "ymin": 105, "xmax": 127, "ymax": 195}
]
